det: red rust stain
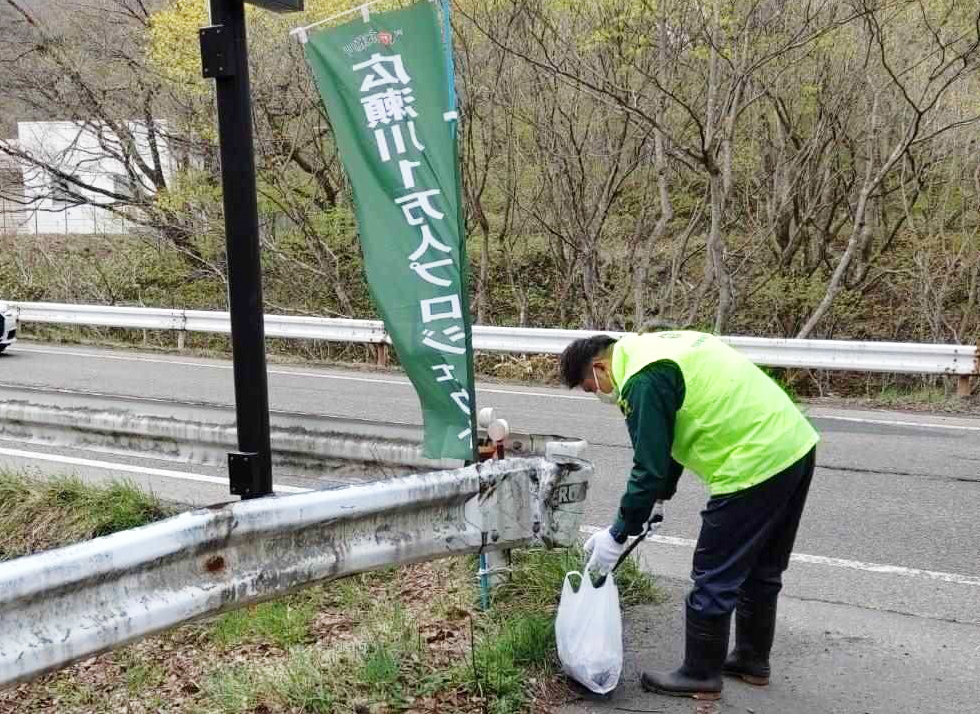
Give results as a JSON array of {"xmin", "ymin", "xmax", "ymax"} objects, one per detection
[{"xmin": 205, "ymin": 555, "xmax": 225, "ymax": 573}]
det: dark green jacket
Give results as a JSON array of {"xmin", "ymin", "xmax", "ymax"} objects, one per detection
[{"xmin": 610, "ymin": 360, "xmax": 685, "ymax": 541}]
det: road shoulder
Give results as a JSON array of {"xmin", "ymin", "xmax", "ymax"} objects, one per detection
[{"xmin": 560, "ymin": 575, "xmax": 980, "ymax": 714}]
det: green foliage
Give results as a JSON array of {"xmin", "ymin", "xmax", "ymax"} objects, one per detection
[
  {"xmin": 0, "ymin": 472, "xmax": 172, "ymax": 561},
  {"xmin": 200, "ymin": 667, "xmax": 260, "ymax": 713},
  {"xmin": 209, "ymin": 597, "xmax": 318, "ymax": 649},
  {"xmin": 147, "ymin": 0, "xmax": 375, "ymax": 88},
  {"xmin": 490, "ymin": 546, "xmax": 661, "ymax": 614},
  {"xmin": 360, "ymin": 641, "xmax": 402, "ymax": 685},
  {"xmin": 272, "ymin": 649, "xmax": 337, "ymax": 713},
  {"xmin": 497, "ymin": 614, "xmax": 556, "ymax": 667},
  {"xmin": 460, "ymin": 547, "xmax": 661, "ymax": 712},
  {"xmin": 114, "ymin": 650, "xmax": 168, "ymax": 693},
  {"xmin": 192, "ymin": 549, "xmax": 659, "ymax": 714}
]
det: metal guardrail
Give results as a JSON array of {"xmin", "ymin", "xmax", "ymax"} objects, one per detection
[
  {"xmin": 0, "ymin": 385, "xmax": 582, "ymax": 480},
  {"xmin": 11, "ymin": 301, "xmax": 389, "ymax": 344},
  {"xmin": 722, "ymin": 335, "xmax": 978, "ymax": 376},
  {"xmin": 0, "ymin": 455, "xmax": 593, "ymax": 686},
  {"xmin": 8, "ymin": 301, "xmax": 979, "ymax": 377}
]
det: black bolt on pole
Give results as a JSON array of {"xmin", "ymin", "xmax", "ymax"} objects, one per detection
[{"xmin": 200, "ymin": 0, "xmax": 273, "ymax": 499}]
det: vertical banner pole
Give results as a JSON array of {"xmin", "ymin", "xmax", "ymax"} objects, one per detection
[
  {"xmin": 438, "ymin": 0, "xmax": 477, "ymax": 463},
  {"xmin": 203, "ymin": 0, "xmax": 274, "ymax": 499},
  {"xmin": 435, "ymin": 0, "xmax": 492, "ymax": 604}
]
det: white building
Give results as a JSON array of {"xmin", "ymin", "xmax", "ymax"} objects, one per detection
[
  {"xmin": 0, "ymin": 150, "xmax": 31, "ymax": 235},
  {"xmin": 0, "ymin": 121, "xmax": 176, "ymax": 236}
]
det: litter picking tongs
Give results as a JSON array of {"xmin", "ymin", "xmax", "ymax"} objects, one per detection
[{"xmin": 593, "ymin": 501, "xmax": 665, "ymax": 588}]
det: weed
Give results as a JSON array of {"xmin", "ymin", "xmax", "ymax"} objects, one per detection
[
  {"xmin": 0, "ymin": 472, "xmax": 171, "ymax": 561},
  {"xmin": 200, "ymin": 668, "xmax": 258, "ymax": 713},
  {"xmin": 360, "ymin": 641, "xmax": 401, "ymax": 685},
  {"xmin": 123, "ymin": 662, "xmax": 167, "ymax": 692},
  {"xmin": 875, "ymin": 383, "xmax": 961, "ymax": 409},
  {"xmin": 115, "ymin": 649, "xmax": 167, "ymax": 693},
  {"xmin": 269, "ymin": 649, "xmax": 336, "ymax": 713},
  {"xmin": 494, "ymin": 614, "xmax": 555, "ymax": 667},
  {"xmin": 0, "ymin": 474, "xmax": 661, "ymax": 714},
  {"xmin": 474, "ymin": 632, "xmax": 524, "ymax": 711},
  {"xmin": 49, "ymin": 679, "xmax": 104, "ymax": 709},
  {"xmin": 491, "ymin": 546, "xmax": 661, "ymax": 613},
  {"xmin": 209, "ymin": 596, "xmax": 317, "ymax": 649}
]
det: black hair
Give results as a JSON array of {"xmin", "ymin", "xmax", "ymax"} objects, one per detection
[{"xmin": 559, "ymin": 335, "xmax": 617, "ymax": 388}]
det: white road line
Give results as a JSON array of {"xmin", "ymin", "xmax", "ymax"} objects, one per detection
[
  {"xmin": 808, "ymin": 414, "xmax": 980, "ymax": 432},
  {"xmin": 788, "ymin": 552, "xmax": 980, "ymax": 587},
  {"xmin": 580, "ymin": 525, "xmax": 980, "ymax": 588},
  {"xmin": 15, "ymin": 346, "xmax": 239, "ymax": 371},
  {"xmin": 0, "ymin": 446, "xmax": 312, "ymax": 494}
]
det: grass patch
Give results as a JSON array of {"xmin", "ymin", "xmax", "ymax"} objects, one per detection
[
  {"xmin": 123, "ymin": 661, "xmax": 167, "ymax": 693},
  {"xmin": 200, "ymin": 666, "xmax": 260, "ymax": 712},
  {"xmin": 270, "ymin": 649, "xmax": 338, "ymax": 712},
  {"xmin": 872, "ymin": 384, "xmax": 965, "ymax": 410},
  {"xmin": 0, "ymin": 471, "xmax": 173, "ymax": 561},
  {"xmin": 491, "ymin": 546, "xmax": 664, "ymax": 613},
  {"xmin": 3, "ymin": 548, "xmax": 659, "ymax": 713},
  {"xmin": 461, "ymin": 547, "xmax": 662, "ymax": 713},
  {"xmin": 0, "ymin": 471, "xmax": 661, "ymax": 713},
  {"xmin": 471, "ymin": 613, "xmax": 554, "ymax": 713},
  {"xmin": 210, "ymin": 596, "xmax": 318, "ymax": 649}
]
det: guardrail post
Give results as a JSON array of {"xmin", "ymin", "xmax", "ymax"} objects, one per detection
[
  {"xmin": 375, "ymin": 342, "xmax": 389, "ymax": 368},
  {"xmin": 177, "ymin": 332, "xmax": 186, "ymax": 352},
  {"xmin": 956, "ymin": 375, "xmax": 972, "ymax": 398}
]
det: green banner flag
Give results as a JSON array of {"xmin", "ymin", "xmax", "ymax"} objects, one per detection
[{"xmin": 304, "ymin": 1, "xmax": 476, "ymax": 461}]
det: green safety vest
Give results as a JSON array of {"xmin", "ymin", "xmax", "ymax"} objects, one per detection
[{"xmin": 611, "ymin": 331, "xmax": 819, "ymax": 495}]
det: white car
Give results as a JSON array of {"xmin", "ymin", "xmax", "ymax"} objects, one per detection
[{"xmin": 0, "ymin": 302, "xmax": 16, "ymax": 353}]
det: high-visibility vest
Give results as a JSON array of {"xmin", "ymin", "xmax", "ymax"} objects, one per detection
[{"xmin": 611, "ymin": 331, "xmax": 819, "ymax": 495}]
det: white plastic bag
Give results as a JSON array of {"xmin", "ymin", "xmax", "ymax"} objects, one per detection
[{"xmin": 554, "ymin": 570, "xmax": 623, "ymax": 694}]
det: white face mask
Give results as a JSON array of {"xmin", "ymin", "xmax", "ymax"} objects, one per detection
[{"xmin": 592, "ymin": 365, "xmax": 620, "ymax": 405}]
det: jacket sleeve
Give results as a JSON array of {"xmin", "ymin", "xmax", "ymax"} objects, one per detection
[{"xmin": 610, "ymin": 360, "xmax": 686, "ymax": 540}]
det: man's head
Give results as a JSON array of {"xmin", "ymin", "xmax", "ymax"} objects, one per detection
[{"xmin": 559, "ymin": 335, "xmax": 618, "ymax": 396}]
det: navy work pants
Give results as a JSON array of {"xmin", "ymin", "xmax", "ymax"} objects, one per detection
[{"xmin": 688, "ymin": 448, "xmax": 817, "ymax": 616}]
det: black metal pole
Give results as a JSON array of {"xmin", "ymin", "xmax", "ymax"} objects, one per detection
[{"xmin": 201, "ymin": 0, "xmax": 273, "ymax": 499}]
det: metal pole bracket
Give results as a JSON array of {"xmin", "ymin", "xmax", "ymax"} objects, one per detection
[
  {"xmin": 228, "ymin": 451, "xmax": 262, "ymax": 498},
  {"xmin": 199, "ymin": 25, "xmax": 236, "ymax": 79}
]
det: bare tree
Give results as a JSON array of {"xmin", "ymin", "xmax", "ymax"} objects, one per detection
[
  {"xmin": 0, "ymin": 0, "xmax": 209, "ymax": 261},
  {"xmin": 456, "ymin": 6, "xmax": 515, "ymax": 324},
  {"xmin": 796, "ymin": 0, "xmax": 980, "ymax": 337},
  {"xmin": 465, "ymin": 0, "xmax": 851, "ymax": 332}
]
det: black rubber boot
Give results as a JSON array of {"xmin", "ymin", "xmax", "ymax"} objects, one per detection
[
  {"xmin": 723, "ymin": 596, "xmax": 777, "ymax": 686},
  {"xmin": 640, "ymin": 606, "xmax": 730, "ymax": 701}
]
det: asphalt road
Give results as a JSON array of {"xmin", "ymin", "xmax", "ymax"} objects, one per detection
[{"xmin": 1, "ymin": 341, "xmax": 978, "ymax": 711}]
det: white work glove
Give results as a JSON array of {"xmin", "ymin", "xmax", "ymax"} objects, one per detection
[
  {"xmin": 583, "ymin": 527, "xmax": 625, "ymax": 577},
  {"xmin": 651, "ymin": 500, "xmax": 665, "ymax": 526}
]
